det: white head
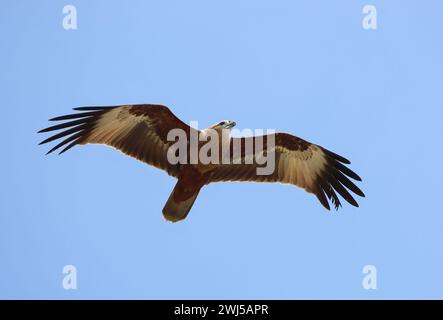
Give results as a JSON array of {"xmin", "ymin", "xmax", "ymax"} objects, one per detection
[{"xmin": 208, "ymin": 120, "xmax": 236, "ymax": 131}]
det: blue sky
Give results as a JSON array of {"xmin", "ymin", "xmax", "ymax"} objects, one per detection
[{"xmin": 1, "ymin": 0, "xmax": 443, "ymax": 299}]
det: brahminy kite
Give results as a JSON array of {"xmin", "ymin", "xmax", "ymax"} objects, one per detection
[{"xmin": 39, "ymin": 104, "xmax": 364, "ymax": 222}]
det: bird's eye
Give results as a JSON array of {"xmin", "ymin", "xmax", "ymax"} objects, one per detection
[{"xmin": 219, "ymin": 121, "xmax": 226, "ymax": 126}]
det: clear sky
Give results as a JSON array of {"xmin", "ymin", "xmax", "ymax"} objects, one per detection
[{"xmin": 1, "ymin": 0, "xmax": 442, "ymax": 299}]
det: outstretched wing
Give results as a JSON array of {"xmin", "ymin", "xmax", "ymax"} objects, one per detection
[
  {"xmin": 39, "ymin": 104, "xmax": 192, "ymax": 177},
  {"xmin": 209, "ymin": 133, "xmax": 365, "ymax": 210}
]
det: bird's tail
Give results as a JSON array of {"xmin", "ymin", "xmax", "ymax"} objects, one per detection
[{"xmin": 162, "ymin": 181, "xmax": 201, "ymax": 223}]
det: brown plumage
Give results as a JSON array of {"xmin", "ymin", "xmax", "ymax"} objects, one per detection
[{"xmin": 39, "ymin": 104, "xmax": 364, "ymax": 222}]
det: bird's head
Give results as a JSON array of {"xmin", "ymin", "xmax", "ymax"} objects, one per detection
[{"xmin": 209, "ymin": 120, "xmax": 236, "ymax": 131}]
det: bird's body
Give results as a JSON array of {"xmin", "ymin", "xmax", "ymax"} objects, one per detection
[{"xmin": 39, "ymin": 104, "xmax": 364, "ymax": 222}]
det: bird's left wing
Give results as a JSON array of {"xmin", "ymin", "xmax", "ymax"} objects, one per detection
[
  {"xmin": 39, "ymin": 104, "xmax": 192, "ymax": 177},
  {"xmin": 209, "ymin": 133, "xmax": 365, "ymax": 210}
]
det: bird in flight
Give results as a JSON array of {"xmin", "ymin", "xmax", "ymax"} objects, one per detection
[{"xmin": 39, "ymin": 104, "xmax": 364, "ymax": 222}]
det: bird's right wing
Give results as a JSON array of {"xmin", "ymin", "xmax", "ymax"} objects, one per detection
[
  {"xmin": 39, "ymin": 104, "xmax": 193, "ymax": 177},
  {"xmin": 209, "ymin": 133, "xmax": 365, "ymax": 210}
]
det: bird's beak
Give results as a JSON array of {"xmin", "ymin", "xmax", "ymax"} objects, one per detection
[{"xmin": 225, "ymin": 121, "xmax": 236, "ymax": 129}]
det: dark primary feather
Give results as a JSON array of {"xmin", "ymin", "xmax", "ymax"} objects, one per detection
[
  {"xmin": 44, "ymin": 129, "xmax": 90, "ymax": 155},
  {"xmin": 49, "ymin": 111, "xmax": 100, "ymax": 121},
  {"xmin": 39, "ymin": 108, "xmax": 113, "ymax": 154},
  {"xmin": 332, "ymin": 169, "xmax": 365, "ymax": 197},
  {"xmin": 332, "ymin": 160, "xmax": 362, "ymax": 181},
  {"xmin": 314, "ymin": 154, "xmax": 365, "ymax": 210},
  {"xmin": 38, "ymin": 117, "xmax": 95, "ymax": 133},
  {"xmin": 39, "ymin": 123, "xmax": 89, "ymax": 145},
  {"xmin": 73, "ymin": 106, "xmax": 115, "ymax": 111},
  {"xmin": 321, "ymin": 147, "xmax": 351, "ymax": 164}
]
